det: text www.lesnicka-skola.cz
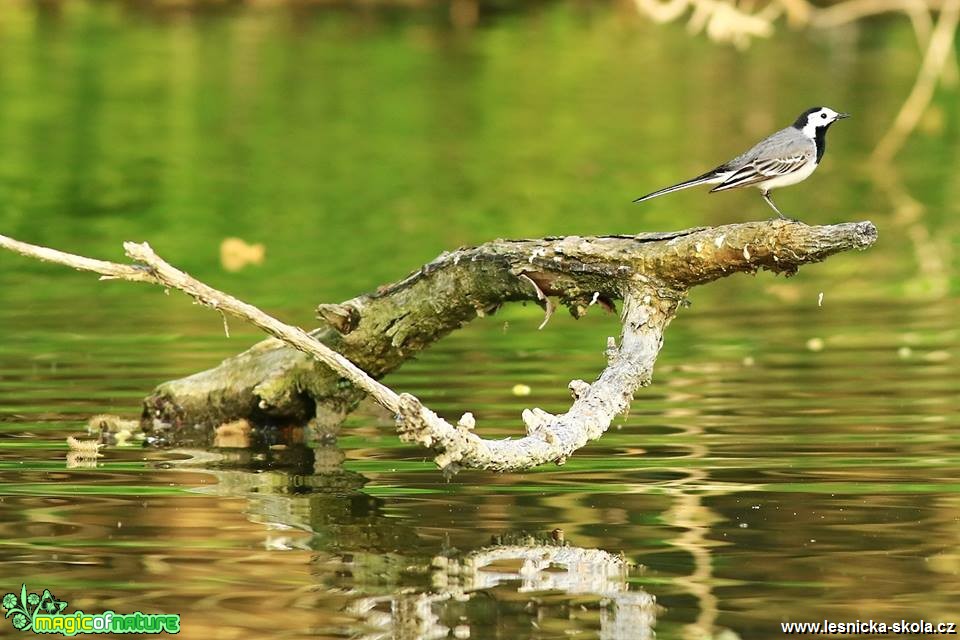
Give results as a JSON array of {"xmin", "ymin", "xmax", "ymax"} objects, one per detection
[{"xmin": 781, "ymin": 620, "xmax": 957, "ymax": 635}]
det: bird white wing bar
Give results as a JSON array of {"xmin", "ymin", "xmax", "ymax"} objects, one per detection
[{"xmin": 710, "ymin": 154, "xmax": 810, "ymax": 191}]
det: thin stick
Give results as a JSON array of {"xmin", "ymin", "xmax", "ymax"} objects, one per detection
[
  {"xmin": 0, "ymin": 233, "xmax": 402, "ymax": 412},
  {"xmin": 0, "ymin": 235, "xmax": 159, "ymax": 284}
]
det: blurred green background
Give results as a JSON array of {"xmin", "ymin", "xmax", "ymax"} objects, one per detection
[{"xmin": 0, "ymin": 1, "xmax": 958, "ymax": 639}]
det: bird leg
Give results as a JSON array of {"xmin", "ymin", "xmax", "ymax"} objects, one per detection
[{"xmin": 761, "ymin": 191, "xmax": 796, "ymax": 222}]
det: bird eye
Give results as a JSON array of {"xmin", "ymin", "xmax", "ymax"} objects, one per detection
[{"xmin": 821, "ymin": 113, "xmax": 827, "ymax": 119}]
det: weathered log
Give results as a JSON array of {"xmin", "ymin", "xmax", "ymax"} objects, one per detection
[
  {"xmin": 0, "ymin": 220, "xmax": 876, "ymax": 471},
  {"xmin": 139, "ymin": 221, "xmax": 875, "ymax": 440}
]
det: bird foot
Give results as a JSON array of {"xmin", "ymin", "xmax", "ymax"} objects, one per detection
[{"xmin": 770, "ymin": 214, "xmax": 800, "ymax": 223}]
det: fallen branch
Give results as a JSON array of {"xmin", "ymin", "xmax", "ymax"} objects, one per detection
[{"xmin": 0, "ymin": 220, "xmax": 876, "ymax": 472}]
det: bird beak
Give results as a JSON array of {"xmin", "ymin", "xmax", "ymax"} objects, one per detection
[{"xmin": 836, "ymin": 112, "xmax": 851, "ymax": 120}]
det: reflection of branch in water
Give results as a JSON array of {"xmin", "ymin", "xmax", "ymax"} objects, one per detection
[
  {"xmin": 809, "ymin": 0, "xmax": 958, "ymax": 86},
  {"xmin": 873, "ymin": 0, "xmax": 960, "ymax": 162},
  {"xmin": 869, "ymin": 135, "xmax": 951, "ymax": 298},
  {"xmin": 656, "ymin": 408, "xmax": 753, "ymax": 640},
  {"xmin": 903, "ymin": 223, "xmax": 952, "ymax": 297},
  {"xmin": 634, "ymin": 0, "xmax": 775, "ymax": 48},
  {"xmin": 634, "ymin": 0, "xmax": 955, "ymax": 44},
  {"xmin": 633, "ymin": 0, "xmax": 960, "ymax": 160},
  {"xmin": 812, "ymin": 0, "xmax": 932, "ymax": 28},
  {"xmin": 350, "ymin": 593, "xmax": 451, "ymax": 640},
  {"xmin": 351, "ymin": 542, "xmax": 657, "ymax": 640},
  {"xmin": 665, "ymin": 477, "xmax": 724, "ymax": 640},
  {"xmin": 465, "ymin": 543, "xmax": 658, "ymax": 640},
  {"xmin": 167, "ymin": 444, "xmax": 656, "ymax": 639},
  {"xmin": 65, "ymin": 452, "xmax": 100, "ymax": 469},
  {"xmin": 869, "ymin": 161, "xmax": 926, "ymax": 222}
]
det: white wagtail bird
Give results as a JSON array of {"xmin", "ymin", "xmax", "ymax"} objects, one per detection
[{"xmin": 634, "ymin": 107, "xmax": 850, "ymax": 219}]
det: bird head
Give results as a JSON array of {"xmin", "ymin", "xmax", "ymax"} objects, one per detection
[{"xmin": 793, "ymin": 107, "xmax": 850, "ymax": 138}]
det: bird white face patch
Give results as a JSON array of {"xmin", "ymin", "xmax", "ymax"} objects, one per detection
[{"xmin": 801, "ymin": 107, "xmax": 843, "ymax": 138}]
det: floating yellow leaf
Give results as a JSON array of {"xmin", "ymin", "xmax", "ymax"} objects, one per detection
[{"xmin": 220, "ymin": 237, "xmax": 265, "ymax": 272}]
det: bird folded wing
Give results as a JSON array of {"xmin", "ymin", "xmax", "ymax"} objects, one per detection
[{"xmin": 710, "ymin": 155, "xmax": 810, "ymax": 191}]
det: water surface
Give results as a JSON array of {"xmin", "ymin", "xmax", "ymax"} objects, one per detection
[{"xmin": 1, "ymin": 2, "xmax": 958, "ymax": 638}]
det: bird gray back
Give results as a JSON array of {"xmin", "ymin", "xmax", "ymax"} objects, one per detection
[{"xmin": 720, "ymin": 126, "xmax": 815, "ymax": 171}]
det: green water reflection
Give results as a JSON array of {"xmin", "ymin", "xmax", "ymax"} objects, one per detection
[{"xmin": 1, "ymin": 2, "xmax": 959, "ymax": 639}]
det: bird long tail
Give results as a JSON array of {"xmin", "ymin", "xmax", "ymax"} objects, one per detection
[{"xmin": 633, "ymin": 170, "xmax": 724, "ymax": 204}]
